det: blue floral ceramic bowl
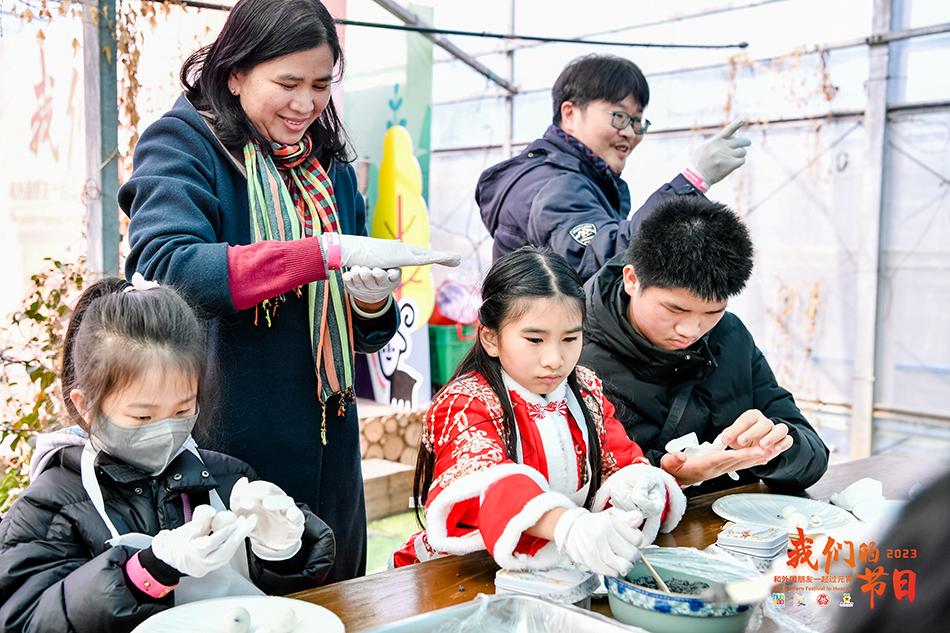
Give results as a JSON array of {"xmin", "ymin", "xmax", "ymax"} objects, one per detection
[{"xmin": 606, "ymin": 561, "xmax": 755, "ymax": 633}]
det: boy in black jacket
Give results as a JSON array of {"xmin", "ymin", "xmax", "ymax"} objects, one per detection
[{"xmin": 580, "ymin": 196, "xmax": 829, "ymax": 496}]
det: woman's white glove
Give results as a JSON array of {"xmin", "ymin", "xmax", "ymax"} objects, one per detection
[
  {"xmin": 338, "ymin": 234, "xmax": 460, "ymax": 269},
  {"xmin": 553, "ymin": 507, "xmax": 644, "ymax": 577},
  {"xmin": 230, "ymin": 477, "xmax": 306, "ymax": 560},
  {"xmin": 151, "ymin": 504, "xmax": 257, "ymax": 578},
  {"xmin": 686, "ymin": 118, "xmax": 751, "ymax": 189},
  {"xmin": 342, "ymin": 266, "xmax": 401, "ymax": 305}
]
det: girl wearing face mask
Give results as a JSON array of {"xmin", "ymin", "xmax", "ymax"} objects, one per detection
[
  {"xmin": 0, "ymin": 276, "xmax": 335, "ymax": 633},
  {"xmin": 393, "ymin": 248, "xmax": 687, "ymax": 576}
]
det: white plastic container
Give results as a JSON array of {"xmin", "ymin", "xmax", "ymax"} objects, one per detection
[
  {"xmin": 716, "ymin": 523, "xmax": 789, "ymax": 556},
  {"xmin": 715, "ymin": 522, "xmax": 790, "ymax": 572},
  {"xmin": 714, "ymin": 543, "xmax": 786, "ymax": 572},
  {"xmin": 494, "ymin": 568, "xmax": 598, "ymax": 610}
]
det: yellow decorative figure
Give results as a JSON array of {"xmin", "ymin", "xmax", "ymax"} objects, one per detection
[{"xmin": 371, "ymin": 125, "xmax": 435, "ymax": 323}]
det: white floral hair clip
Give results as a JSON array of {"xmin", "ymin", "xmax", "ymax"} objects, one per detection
[{"xmin": 123, "ymin": 272, "xmax": 161, "ymax": 292}]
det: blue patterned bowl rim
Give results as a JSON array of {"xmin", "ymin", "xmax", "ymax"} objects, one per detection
[{"xmin": 605, "ymin": 575, "xmax": 751, "ymax": 618}]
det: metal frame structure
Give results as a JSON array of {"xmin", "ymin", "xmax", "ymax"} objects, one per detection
[{"xmin": 80, "ymin": 0, "xmax": 950, "ymax": 458}]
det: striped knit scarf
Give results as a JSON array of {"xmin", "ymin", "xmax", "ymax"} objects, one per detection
[{"xmin": 244, "ymin": 133, "xmax": 354, "ymax": 444}]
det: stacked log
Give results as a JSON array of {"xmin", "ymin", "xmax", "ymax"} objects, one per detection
[{"xmin": 358, "ymin": 398, "xmax": 424, "ymax": 466}]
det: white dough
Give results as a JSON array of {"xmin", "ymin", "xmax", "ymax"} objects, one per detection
[
  {"xmin": 786, "ymin": 512, "xmax": 809, "ymax": 530},
  {"xmin": 211, "ymin": 510, "xmax": 238, "ymax": 533},
  {"xmin": 665, "ymin": 433, "xmax": 740, "ymax": 480},
  {"xmin": 221, "ymin": 607, "xmax": 251, "ymax": 633},
  {"xmin": 269, "ymin": 606, "xmax": 298, "ymax": 633},
  {"xmin": 780, "ymin": 504, "xmax": 798, "ymax": 519},
  {"xmin": 809, "ymin": 514, "xmax": 823, "ymax": 528}
]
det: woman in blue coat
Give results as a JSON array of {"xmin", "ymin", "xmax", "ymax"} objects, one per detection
[{"xmin": 119, "ymin": 0, "xmax": 456, "ymax": 583}]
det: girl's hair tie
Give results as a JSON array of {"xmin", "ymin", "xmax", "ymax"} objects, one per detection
[{"xmin": 123, "ymin": 272, "xmax": 161, "ymax": 293}]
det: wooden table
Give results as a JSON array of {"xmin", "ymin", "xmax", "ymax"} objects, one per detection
[{"xmin": 289, "ymin": 453, "xmax": 946, "ymax": 631}]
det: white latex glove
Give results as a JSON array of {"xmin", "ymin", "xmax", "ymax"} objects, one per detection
[
  {"xmin": 687, "ymin": 118, "xmax": 751, "ymax": 189},
  {"xmin": 553, "ymin": 507, "xmax": 644, "ymax": 577},
  {"xmin": 602, "ymin": 464, "xmax": 668, "ymax": 544},
  {"xmin": 342, "ymin": 266, "xmax": 401, "ymax": 305},
  {"xmin": 230, "ymin": 477, "xmax": 306, "ymax": 560},
  {"xmin": 151, "ymin": 504, "xmax": 258, "ymax": 578},
  {"xmin": 338, "ymin": 234, "xmax": 460, "ymax": 269},
  {"xmin": 607, "ymin": 465, "xmax": 667, "ymax": 518},
  {"xmin": 594, "ymin": 463, "xmax": 687, "ymax": 544}
]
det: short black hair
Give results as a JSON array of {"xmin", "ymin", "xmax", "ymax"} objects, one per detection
[
  {"xmin": 552, "ymin": 54, "xmax": 649, "ymax": 125},
  {"xmin": 625, "ymin": 196, "xmax": 753, "ymax": 302}
]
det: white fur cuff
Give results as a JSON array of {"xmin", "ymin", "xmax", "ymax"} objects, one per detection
[
  {"xmin": 491, "ymin": 491, "xmax": 576, "ymax": 571},
  {"xmin": 426, "ymin": 463, "xmax": 549, "ymax": 557}
]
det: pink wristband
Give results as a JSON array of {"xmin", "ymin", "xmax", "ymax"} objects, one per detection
[
  {"xmin": 126, "ymin": 551, "xmax": 176, "ymax": 599},
  {"xmin": 324, "ymin": 232, "xmax": 342, "ymax": 271},
  {"xmin": 682, "ymin": 168, "xmax": 709, "ymax": 193}
]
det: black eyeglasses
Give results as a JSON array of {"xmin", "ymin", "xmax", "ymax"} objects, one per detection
[{"xmin": 592, "ymin": 106, "xmax": 651, "ymax": 134}]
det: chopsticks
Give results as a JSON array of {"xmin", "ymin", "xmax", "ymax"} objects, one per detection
[{"xmin": 639, "ymin": 552, "xmax": 671, "ymax": 593}]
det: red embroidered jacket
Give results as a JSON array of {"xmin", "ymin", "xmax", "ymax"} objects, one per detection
[{"xmin": 393, "ymin": 367, "xmax": 682, "ymax": 570}]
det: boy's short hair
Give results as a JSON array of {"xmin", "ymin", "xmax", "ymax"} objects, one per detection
[
  {"xmin": 625, "ymin": 196, "xmax": 754, "ymax": 302},
  {"xmin": 552, "ymin": 54, "xmax": 650, "ymax": 125}
]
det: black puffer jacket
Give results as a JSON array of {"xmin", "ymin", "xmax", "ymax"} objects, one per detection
[
  {"xmin": 580, "ymin": 256, "xmax": 830, "ymax": 496},
  {"xmin": 0, "ymin": 444, "xmax": 334, "ymax": 633}
]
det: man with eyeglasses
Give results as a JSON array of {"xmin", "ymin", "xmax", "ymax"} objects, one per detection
[{"xmin": 477, "ymin": 54, "xmax": 750, "ymax": 282}]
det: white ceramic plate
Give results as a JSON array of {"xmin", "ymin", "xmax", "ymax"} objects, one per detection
[
  {"xmin": 852, "ymin": 499, "xmax": 907, "ymax": 524},
  {"xmin": 131, "ymin": 595, "xmax": 344, "ymax": 633},
  {"xmin": 711, "ymin": 493, "xmax": 857, "ymax": 534}
]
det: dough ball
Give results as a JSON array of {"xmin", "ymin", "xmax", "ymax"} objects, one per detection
[
  {"xmin": 786, "ymin": 512, "xmax": 809, "ymax": 530},
  {"xmin": 809, "ymin": 514, "xmax": 823, "ymax": 528},
  {"xmin": 269, "ymin": 605, "xmax": 298, "ymax": 633},
  {"xmin": 780, "ymin": 505, "xmax": 797, "ymax": 519},
  {"xmin": 221, "ymin": 607, "xmax": 251, "ymax": 633},
  {"xmin": 211, "ymin": 510, "xmax": 238, "ymax": 533}
]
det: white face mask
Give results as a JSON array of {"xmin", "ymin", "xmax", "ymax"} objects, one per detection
[{"xmin": 93, "ymin": 412, "xmax": 198, "ymax": 476}]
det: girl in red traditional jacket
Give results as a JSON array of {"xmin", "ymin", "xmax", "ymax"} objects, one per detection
[{"xmin": 393, "ymin": 247, "xmax": 686, "ymax": 575}]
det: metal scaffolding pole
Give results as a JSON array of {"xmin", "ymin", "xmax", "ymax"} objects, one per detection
[
  {"xmin": 851, "ymin": 0, "xmax": 893, "ymax": 459},
  {"xmin": 502, "ymin": 0, "xmax": 515, "ymax": 161},
  {"xmin": 371, "ymin": 0, "xmax": 517, "ymax": 95},
  {"xmin": 82, "ymin": 0, "xmax": 120, "ymax": 278}
]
